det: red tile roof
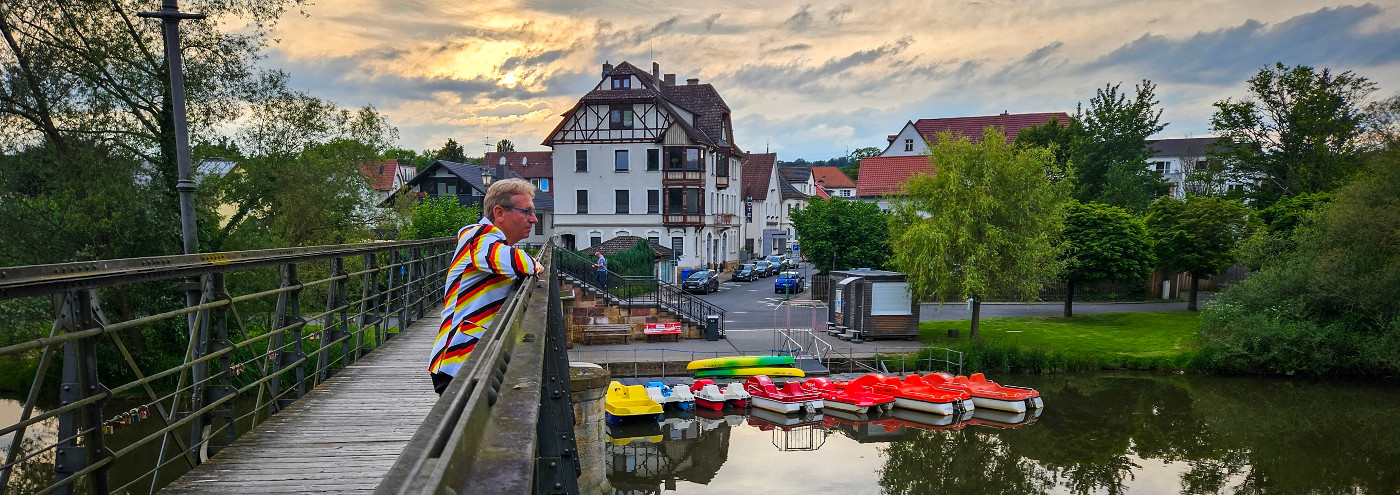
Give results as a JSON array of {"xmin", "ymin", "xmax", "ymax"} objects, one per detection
[
  {"xmin": 813, "ymin": 185, "xmax": 831, "ymax": 199},
  {"xmin": 485, "ymin": 151, "xmax": 553, "ymax": 179},
  {"xmin": 359, "ymin": 159, "xmax": 402, "ymax": 192},
  {"xmin": 741, "ymin": 153, "xmax": 777, "ymax": 201},
  {"xmin": 855, "ymin": 156, "xmax": 934, "ymax": 197},
  {"xmin": 810, "ymin": 166, "xmax": 855, "ymax": 188},
  {"xmin": 913, "ymin": 112, "xmax": 1070, "ymax": 144}
]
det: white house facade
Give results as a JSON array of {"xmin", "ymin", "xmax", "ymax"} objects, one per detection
[{"xmin": 545, "ymin": 61, "xmax": 744, "ymax": 272}]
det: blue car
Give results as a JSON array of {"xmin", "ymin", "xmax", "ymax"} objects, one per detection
[{"xmin": 774, "ymin": 271, "xmax": 805, "ymax": 293}]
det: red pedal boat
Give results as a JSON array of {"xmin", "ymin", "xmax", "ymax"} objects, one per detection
[
  {"xmin": 744, "ymin": 375, "xmax": 823, "ymax": 414},
  {"xmin": 920, "ymin": 372, "xmax": 1043, "ymax": 413},
  {"xmin": 800, "ymin": 378, "xmax": 894, "ymax": 414},
  {"xmin": 839, "ymin": 374, "xmax": 972, "ymax": 416}
]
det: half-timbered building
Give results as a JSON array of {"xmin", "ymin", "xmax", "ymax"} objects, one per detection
[{"xmin": 545, "ymin": 61, "xmax": 744, "ymax": 272}]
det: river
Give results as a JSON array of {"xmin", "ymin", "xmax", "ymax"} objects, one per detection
[{"xmin": 602, "ymin": 372, "xmax": 1400, "ymax": 494}]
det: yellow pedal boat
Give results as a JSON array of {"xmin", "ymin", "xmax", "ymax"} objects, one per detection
[{"xmin": 605, "ymin": 381, "xmax": 663, "ymax": 423}]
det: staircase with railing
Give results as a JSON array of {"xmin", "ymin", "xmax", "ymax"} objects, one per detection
[{"xmin": 553, "ymin": 248, "xmax": 725, "ymax": 337}]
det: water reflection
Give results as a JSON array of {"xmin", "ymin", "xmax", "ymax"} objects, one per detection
[{"xmin": 604, "ymin": 373, "xmax": 1400, "ymax": 494}]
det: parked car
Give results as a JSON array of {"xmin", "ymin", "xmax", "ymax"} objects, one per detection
[
  {"xmin": 774, "ymin": 271, "xmax": 805, "ymax": 293},
  {"xmin": 732, "ymin": 263, "xmax": 759, "ymax": 282},
  {"xmin": 780, "ymin": 257, "xmax": 799, "ymax": 270},
  {"xmin": 682, "ymin": 270, "xmax": 720, "ymax": 294},
  {"xmin": 753, "ymin": 260, "xmax": 772, "ymax": 278},
  {"xmin": 764, "ymin": 255, "xmax": 784, "ymax": 275}
]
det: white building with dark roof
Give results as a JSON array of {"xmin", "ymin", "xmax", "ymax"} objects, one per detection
[{"xmin": 544, "ymin": 61, "xmax": 744, "ymax": 272}]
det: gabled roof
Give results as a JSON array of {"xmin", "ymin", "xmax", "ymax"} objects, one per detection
[
  {"xmin": 777, "ymin": 166, "xmax": 811, "ymax": 182},
  {"xmin": 855, "ymin": 156, "xmax": 935, "ymax": 197},
  {"xmin": 359, "ymin": 159, "xmax": 404, "ymax": 192},
  {"xmin": 741, "ymin": 153, "xmax": 777, "ymax": 201},
  {"xmin": 590, "ymin": 235, "xmax": 675, "ymax": 260},
  {"xmin": 544, "ymin": 61, "xmax": 738, "ymax": 150},
  {"xmin": 404, "ymin": 160, "xmax": 555, "ymax": 211},
  {"xmin": 813, "ymin": 185, "xmax": 831, "ymax": 200},
  {"xmin": 811, "ymin": 166, "xmax": 855, "ymax": 188},
  {"xmin": 778, "ymin": 174, "xmax": 808, "ymax": 200},
  {"xmin": 1147, "ymin": 137, "xmax": 1221, "ymax": 158},
  {"xmin": 484, "ymin": 151, "xmax": 553, "ymax": 178},
  {"xmin": 913, "ymin": 112, "xmax": 1070, "ymax": 144}
]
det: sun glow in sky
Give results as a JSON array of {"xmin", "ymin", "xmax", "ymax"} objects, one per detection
[{"xmin": 263, "ymin": 0, "xmax": 1400, "ymax": 160}]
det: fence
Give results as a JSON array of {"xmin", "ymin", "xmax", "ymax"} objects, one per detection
[
  {"xmin": 555, "ymin": 248, "xmax": 725, "ymax": 336},
  {"xmin": 812, "ymin": 268, "xmax": 1253, "ymax": 304},
  {"xmin": 0, "ymin": 238, "xmax": 454, "ymax": 495}
]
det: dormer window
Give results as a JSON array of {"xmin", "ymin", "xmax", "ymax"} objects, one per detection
[{"xmin": 611, "ymin": 76, "xmax": 630, "ymax": 89}]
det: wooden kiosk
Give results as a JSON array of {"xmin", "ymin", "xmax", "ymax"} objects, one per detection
[{"xmin": 827, "ymin": 269, "xmax": 919, "ymax": 342}]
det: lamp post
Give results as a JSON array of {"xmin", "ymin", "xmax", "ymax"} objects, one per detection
[{"xmin": 138, "ymin": 1, "xmax": 208, "ymax": 488}]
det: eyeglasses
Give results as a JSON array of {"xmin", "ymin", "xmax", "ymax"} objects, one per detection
[{"xmin": 505, "ymin": 206, "xmax": 537, "ymax": 217}]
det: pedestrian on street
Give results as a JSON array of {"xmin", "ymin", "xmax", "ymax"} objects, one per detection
[{"xmin": 427, "ymin": 178, "xmax": 542, "ymax": 395}]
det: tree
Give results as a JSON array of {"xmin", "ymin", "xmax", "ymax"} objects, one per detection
[
  {"xmin": 387, "ymin": 147, "xmax": 436, "ymax": 171},
  {"xmin": 1361, "ymin": 92, "xmax": 1400, "ymax": 150},
  {"xmin": 0, "ymin": 0, "xmax": 301, "ymax": 259},
  {"xmin": 1060, "ymin": 201, "xmax": 1154, "ymax": 316},
  {"xmin": 1144, "ymin": 196, "xmax": 1252, "ymax": 311},
  {"xmin": 1013, "ymin": 115, "xmax": 1078, "ymax": 181},
  {"xmin": 206, "ymin": 91, "xmax": 399, "ymax": 249},
  {"xmin": 840, "ymin": 146, "xmax": 882, "ymax": 180},
  {"xmin": 496, "ymin": 138, "xmax": 515, "ymax": 153},
  {"xmin": 887, "ymin": 129, "xmax": 1071, "ymax": 337},
  {"xmin": 1211, "ymin": 63, "xmax": 1377, "ymax": 206},
  {"xmin": 402, "ymin": 196, "xmax": 479, "ymax": 240},
  {"xmin": 1197, "ymin": 149, "xmax": 1400, "ymax": 376},
  {"xmin": 434, "ymin": 138, "xmax": 467, "ymax": 163},
  {"xmin": 789, "ymin": 197, "xmax": 890, "ymax": 275},
  {"xmin": 1072, "ymin": 81, "xmax": 1169, "ymax": 212}
]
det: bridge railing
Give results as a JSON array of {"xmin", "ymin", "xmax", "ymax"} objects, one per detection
[
  {"xmin": 0, "ymin": 238, "xmax": 455, "ymax": 495},
  {"xmin": 378, "ymin": 240, "xmax": 580, "ymax": 495}
]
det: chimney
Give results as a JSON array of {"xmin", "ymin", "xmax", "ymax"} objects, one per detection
[
  {"xmin": 663, "ymin": 73, "xmax": 675, "ymax": 86},
  {"xmin": 887, "ymin": 134, "xmax": 897, "ymax": 143},
  {"xmin": 686, "ymin": 78, "xmax": 699, "ymax": 85},
  {"xmin": 652, "ymin": 62, "xmax": 660, "ymax": 80},
  {"xmin": 602, "ymin": 61, "xmax": 613, "ymax": 78},
  {"xmin": 496, "ymin": 163, "xmax": 509, "ymax": 184}
]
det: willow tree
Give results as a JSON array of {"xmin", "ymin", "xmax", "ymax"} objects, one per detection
[{"xmin": 887, "ymin": 128, "xmax": 1071, "ymax": 337}]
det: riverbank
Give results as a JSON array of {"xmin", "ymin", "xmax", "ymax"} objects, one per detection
[{"xmin": 912, "ymin": 310, "xmax": 1201, "ymax": 373}]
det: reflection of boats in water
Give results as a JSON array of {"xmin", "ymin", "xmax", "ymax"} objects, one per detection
[
  {"xmin": 744, "ymin": 407, "xmax": 827, "ymax": 452},
  {"xmin": 888, "ymin": 407, "xmax": 974, "ymax": 431},
  {"xmin": 606, "ymin": 407, "xmax": 734, "ymax": 493},
  {"xmin": 964, "ymin": 405, "xmax": 1043, "ymax": 429},
  {"xmin": 822, "ymin": 408, "xmax": 915, "ymax": 443}
]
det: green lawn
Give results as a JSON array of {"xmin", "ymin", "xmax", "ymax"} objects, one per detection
[{"xmin": 916, "ymin": 310, "xmax": 1202, "ymax": 371}]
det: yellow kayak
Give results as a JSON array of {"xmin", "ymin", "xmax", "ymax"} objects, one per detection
[
  {"xmin": 686, "ymin": 355, "xmax": 795, "ymax": 370},
  {"xmin": 694, "ymin": 367, "xmax": 806, "ymax": 378}
]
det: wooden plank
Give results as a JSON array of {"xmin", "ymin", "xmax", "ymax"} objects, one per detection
[{"xmin": 159, "ymin": 317, "xmax": 443, "ymax": 493}]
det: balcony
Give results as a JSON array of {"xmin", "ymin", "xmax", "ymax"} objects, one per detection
[
  {"xmin": 712, "ymin": 213, "xmax": 737, "ymax": 225},
  {"xmin": 663, "ymin": 170, "xmax": 704, "ymax": 182},
  {"xmin": 715, "ymin": 175, "xmax": 729, "ymax": 189},
  {"xmin": 664, "ymin": 213, "xmax": 706, "ymax": 226}
]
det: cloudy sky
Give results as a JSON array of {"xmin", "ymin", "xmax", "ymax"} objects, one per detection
[{"xmin": 260, "ymin": 0, "xmax": 1400, "ymax": 160}]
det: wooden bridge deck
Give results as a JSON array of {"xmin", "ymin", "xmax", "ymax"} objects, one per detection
[{"xmin": 161, "ymin": 317, "xmax": 441, "ymax": 494}]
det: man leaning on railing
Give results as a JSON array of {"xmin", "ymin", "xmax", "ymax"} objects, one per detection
[{"xmin": 427, "ymin": 178, "xmax": 543, "ymax": 395}]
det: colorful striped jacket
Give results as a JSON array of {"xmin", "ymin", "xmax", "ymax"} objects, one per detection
[{"xmin": 428, "ymin": 219, "xmax": 542, "ymax": 377}]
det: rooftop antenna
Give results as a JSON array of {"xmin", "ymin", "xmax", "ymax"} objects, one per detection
[{"xmin": 483, "ymin": 136, "xmax": 492, "ymax": 155}]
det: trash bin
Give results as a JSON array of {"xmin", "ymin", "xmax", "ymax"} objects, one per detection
[
  {"xmin": 680, "ymin": 268, "xmax": 694, "ymax": 281},
  {"xmin": 705, "ymin": 314, "xmax": 720, "ymax": 341}
]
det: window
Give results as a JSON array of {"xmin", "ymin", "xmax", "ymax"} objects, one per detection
[
  {"xmin": 575, "ymin": 150, "xmax": 587, "ymax": 172},
  {"xmin": 647, "ymin": 149, "xmax": 660, "ymax": 171},
  {"xmin": 666, "ymin": 148, "xmax": 702, "ymax": 171},
  {"xmin": 667, "ymin": 188, "xmax": 683, "ymax": 214},
  {"xmin": 590, "ymin": 236, "xmax": 602, "ymax": 247},
  {"xmin": 685, "ymin": 188, "xmax": 700, "ymax": 214},
  {"xmin": 904, "ymin": 139, "xmax": 914, "ymax": 152},
  {"xmin": 576, "ymin": 190, "xmax": 588, "ymax": 214},
  {"xmin": 539, "ymin": 178, "xmax": 549, "ymax": 191},
  {"xmin": 611, "ymin": 76, "xmax": 630, "ymax": 89},
  {"xmin": 561, "ymin": 234, "xmax": 576, "ymax": 251},
  {"xmin": 614, "ymin": 150, "xmax": 629, "ymax": 171},
  {"xmin": 609, "ymin": 106, "xmax": 634, "ymax": 130},
  {"xmin": 871, "ymin": 282, "xmax": 912, "ymax": 315},
  {"xmin": 671, "ymin": 237, "xmax": 684, "ymax": 256},
  {"xmin": 1154, "ymin": 161, "xmax": 1169, "ymax": 174},
  {"xmin": 716, "ymin": 153, "xmax": 728, "ymax": 177},
  {"xmin": 615, "ymin": 189, "xmax": 629, "ymax": 214},
  {"xmin": 647, "ymin": 189, "xmax": 659, "ymax": 214},
  {"xmin": 534, "ymin": 214, "xmax": 543, "ymax": 235}
]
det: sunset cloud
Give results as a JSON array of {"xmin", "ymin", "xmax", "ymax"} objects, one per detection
[{"xmin": 263, "ymin": 1, "xmax": 1400, "ymax": 159}]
